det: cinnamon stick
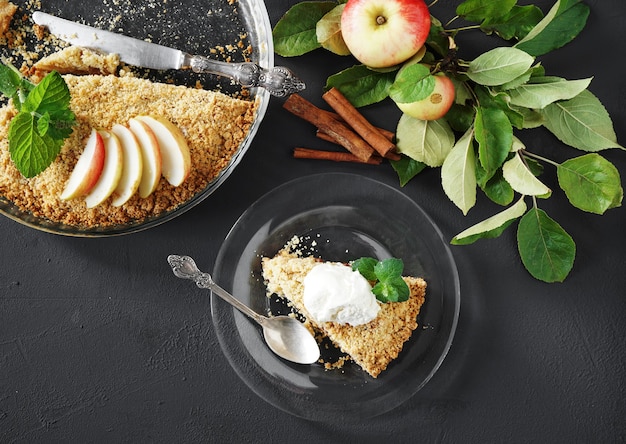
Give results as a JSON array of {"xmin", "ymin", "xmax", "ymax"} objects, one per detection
[
  {"xmin": 326, "ymin": 110, "xmax": 395, "ymax": 141},
  {"xmin": 293, "ymin": 147, "xmax": 383, "ymax": 165},
  {"xmin": 322, "ymin": 87, "xmax": 396, "ymax": 158},
  {"xmin": 283, "ymin": 94, "xmax": 374, "ymax": 162},
  {"xmin": 316, "ymin": 129, "xmax": 401, "ymax": 161}
]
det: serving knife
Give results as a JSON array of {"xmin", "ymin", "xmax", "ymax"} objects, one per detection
[{"xmin": 32, "ymin": 11, "xmax": 305, "ymax": 97}]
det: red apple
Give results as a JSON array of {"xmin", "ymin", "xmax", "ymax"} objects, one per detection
[
  {"xmin": 340, "ymin": 0, "xmax": 431, "ymax": 68},
  {"xmin": 84, "ymin": 130, "xmax": 123, "ymax": 208},
  {"xmin": 395, "ymin": 73, "xmax": 455, "ymax": 120},
  {"xmin": 134, "ymin": 115, "xmax": 191, "ymax": 187},
  {"xmin": 60, "ymin": 128, "xmax": 105, "ymax": 200}
]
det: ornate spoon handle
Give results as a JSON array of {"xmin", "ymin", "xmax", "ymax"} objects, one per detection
[
  {"xmin": 167, "ymin": 254, "xmax": 264, "ymax": 324},
  {"xmin": 185, "ymin": 55, "xmax": 306, "ymax": 97}
]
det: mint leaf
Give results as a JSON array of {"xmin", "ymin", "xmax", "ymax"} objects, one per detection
[
  {"xmin": 557, "ymin": 154, "xmax": 623, "ymax": 214},
  {"xmin": 351, "ymin": 257, "xmax": 378, "ymax": 281},
  {"xmin": 517, "ymin": 207, "xmax": 576, "ymax": 283},
  {"xmin": 272, "ymin": 1, "xmax": 336, "ymax": 57},
  {"xmin": 374, "ymin": 258, "xmax": 404, "ymax": 282},
  {"xmin": 372, "ymin": 276, "xmax": 409, "ymax": 303},
  {"xmin": 353, "ymin": 257, "xmax": 410, "ymax": 303},
  {"xmin": 0, "ymin": 62, "xmax": 22, "ymax": 99},
  {"xmin": 2, "ymin": 68, "xmax": 76, "ymax": 177},
  {"xmin": 22, "ymin": 71, "xmax": 71, "ymax": 114},
  {"xmin": 326, "ymin": 65, "xmax": 396, "ymax": 107},
  {"xmin": 9, "ymin": 112, "xmax": 63, "ymax": 178}
]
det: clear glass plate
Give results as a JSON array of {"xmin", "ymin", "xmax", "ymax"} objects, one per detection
[
  {"xmin": 212, "ymin": 173, "xmax": 460, "ymax": 421},
  {"xmin": 0, "ymin": 0, "xmax": 272, "ymax": 236}
]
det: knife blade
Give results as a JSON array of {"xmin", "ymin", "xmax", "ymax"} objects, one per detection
[
  {"xmin": 31, "ymin": 11, "xmax": 305, "ymax": 97},
  {"xmin": 33, "ymin": 11, "xmax": 185, "ymax": 71}
]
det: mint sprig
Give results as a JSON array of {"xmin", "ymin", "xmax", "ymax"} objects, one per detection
[
  {"xmin": 0, "ymin": 64, "xmax": 75, "ymax": 178},
  {"xmin": 352, "ymin": 257, "xmax": 410, "ymax": 303}
]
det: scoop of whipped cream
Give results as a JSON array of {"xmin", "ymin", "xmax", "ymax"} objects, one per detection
[{"xmin": 303, "ymin": 262, "xmax": 380, "ymax": 326}]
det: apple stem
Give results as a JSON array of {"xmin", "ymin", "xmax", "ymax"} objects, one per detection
[{"xmin": 376, "ymin": 16, "xmax": 386, "ymax": 26}]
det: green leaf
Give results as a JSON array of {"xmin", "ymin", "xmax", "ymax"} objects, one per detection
[
  {"xmin": 272, "ymin": 1, "xmax": 336, "ymax": 57},
  {"xmin": 481, "ymin": 5, "xmax": 544, "ymax": 41},
  {"xmin": 475, "ymin": 86, "xmax": 524, "ymax": 129},
  {"xmin": 389, "ymin": 64, "xmax": 434, "ymax": 103},
  {"xmin": 512, "ymin": 105, "xmax": 544, "ymax": 129},
  {"xmin": 481, "ymin": 170, "xmax": 515, "ymax": 206},
  {"xmin": 390, "ymin": 155, "xmax": 427, "ymax": 187},
  {"xmin": 445, "ymin": 103, "xmax": 475, "ymax": 133},
  {"xmin": 325, "ymin": 65, "xmax": 396, "ymax": 107},
  {"xmin": 474, "ymin": 106, "xmax": 513, "ymax": 175},
  {"xmin": 0, "ymin": 62, "xmax": 22, "ymax": 99},
  {"xmin": 541, "ymin": 89, "xmax": 624, "ymax": 151},
  {"xmin": 353, "ymin": 257, "xmax": 409, "ymax": 303},
  {"xmin": 396, "ymin": 114, "xmax": 455, "ymax": 167},
  {"xmin": 372, "ymin": 276, "xmax": 409, "ymax": 303},
  {"xmin": 426, "ymin": 15, "xmax": 449, "ymax": 57},
  {"xmin": 507, "ymin": 76, "xmax": 592, "ymax": 109},
  {"xmin": 517, "ymin": 208, "xmax": 576, "ymax": 283},
  {"xmin": 442, "ymin": 127, "xmax": 476, "ymax": 215},
  {"xmin": 8, "ymin": 111, "xmax": 63, "ymax": 178},
  {"xmin": 502, "ymin": 152, "xmax": 552, "ymax": 197},
  {"xmin": 467, "ymin": 47, "xmax": 535, "ymax": 86},
  {"xmin": 557, "ymin": 153, "xmax": 623, "ymax": 214},
  {"xmin": 452, "ymin": 197, "xmax": 527, "ymax": 245},
  {"xmin": 316, "ymin": 4, "xmax": 351, "ymax": 56},
  {"xmin": 456, "ymin": 0, "xmax": 516, "ymax": 23},
  {"xmin": 45, "ymin": 108, "xmax": 76, "ymax": 140},
  {"xmin": 374, "ymin": 258, "xmax": 404, "ymax": 281},
  {"xmin": 22, "ymin": 71, "xmax": 71, "ymax": 114},
  {"xmin": 351, "ymin": 257, "xmax": 378, "ymax": 281},
  {"xmin": 515, "ymin": 0, "xmax": 590, "ymax": 56}
]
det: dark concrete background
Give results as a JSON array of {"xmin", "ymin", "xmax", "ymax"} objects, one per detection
[{"xmin": 1, "ymin": 0, "xmax": 625, "ymax": 442}]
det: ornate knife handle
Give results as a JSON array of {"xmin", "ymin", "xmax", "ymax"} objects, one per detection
[{"xmin": 186, "ymin": 55, "xmax": 305, "ymax": 97}]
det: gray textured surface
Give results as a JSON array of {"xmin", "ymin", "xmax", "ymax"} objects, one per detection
[{"xmin": 1, "ymin": 0, "xmax": 625, "ymax": 442}]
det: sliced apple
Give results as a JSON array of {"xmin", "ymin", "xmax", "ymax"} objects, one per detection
[
  {"xmin": 60, "ymin": 128, "xmax": 106, "ymax": 200},
  {"xmin": 128, "ymin": 117, "xmax": 162, "ymax": 198},
  {"xmin": 110, "ymin": 123, "xmax": 143, "ymax": 207},
  {"xmin": 84, "ymin": 130, "xmax": 123, "ymax": 208},
  {"xmin": 134, "ymin": 115, "xmax": 191, "ymax": 187}
]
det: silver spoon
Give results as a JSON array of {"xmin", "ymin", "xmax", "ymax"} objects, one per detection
[{"xmin": 167, "ymin": 255, "xmax": 320, "ymax": 365}]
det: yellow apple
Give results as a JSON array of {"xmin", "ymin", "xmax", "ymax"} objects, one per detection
[
  {"xmin": 111, "ymin": 123, "xmax": 143, "ymax": 207},
  {"xmin": 395, "ymin": 73, "xmax": 456, "ymax": 120},
  {"xmin": 134, "ymin": 115, "xmax": 191, "ymax": 187},
  {"xmin": 60, "ymin": 128, "xmax": 105, "ymax": 200},
  {"xmin": 128, "ymin": 117, "xmax": 162, "ymax": 198}
]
